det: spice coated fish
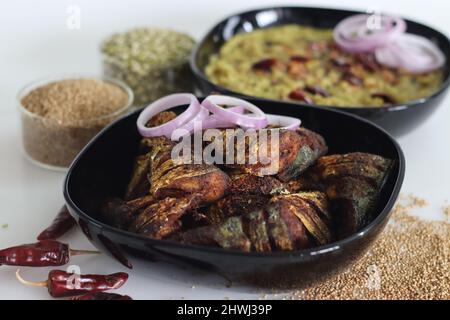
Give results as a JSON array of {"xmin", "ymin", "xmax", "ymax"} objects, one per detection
[
  {"xmin": 300, "ymin": 153, "xmax": 394, "ymax": 237},
  {"xmin": 180, "ymin": 192, "xmax": 332, "ymax": 252},
  {"xmin": 101, "ymin": 111, "xmax": 393, "ymax": 251}
]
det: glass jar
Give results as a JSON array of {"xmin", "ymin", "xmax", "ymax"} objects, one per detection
[
  {"xmin": 102, "ymin": 53, "xmax": 194, "ymax": 107},
  {"xmin": 18, "ymin": 75, "xmax": 134, "ymax": 171}
]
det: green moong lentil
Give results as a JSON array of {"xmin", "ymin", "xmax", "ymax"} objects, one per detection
[{"xmin": 102, "ymin": 28, "xmax": 196, "ymax": 106}]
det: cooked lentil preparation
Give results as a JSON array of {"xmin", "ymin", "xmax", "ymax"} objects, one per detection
[{"xmin": 206, "ymin": 25, "xmax": 444, "ymax": 107}]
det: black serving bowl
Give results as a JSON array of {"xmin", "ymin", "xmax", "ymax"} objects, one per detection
[
  {"xmin": 191, "ymin": 6, "xmax": 450, "ymax": 137},
  {"xmin": 64, "ymin": 98, "xmax": 405, "ymax": 289}
]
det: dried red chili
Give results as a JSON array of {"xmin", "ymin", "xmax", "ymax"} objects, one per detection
[
  {"xmin": 37, "ymin": 205, "xmax": 77, "ymax": 241},
  {"xmin": 71, "ymin": 292, "xmax": 133, "ymax": 300},
  {"xmin": 0, "ymin": 240, "xmax": 98, "ymax": 267},
  {"xmin": 15, "ymin": 269, "xmax": 129, "ymax": 298}
]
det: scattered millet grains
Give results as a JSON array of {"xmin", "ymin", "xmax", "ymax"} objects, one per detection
[
  {"xmin": 283, "ymin": 194, "xmax": 449, "ymax": 300},
  {"xmin": 442, "ymin": 203, "xmax": 450, "ymax": 221},
  {"xmin": 20, "ymin": 79, "xmax": 130, "ymax": 168}
]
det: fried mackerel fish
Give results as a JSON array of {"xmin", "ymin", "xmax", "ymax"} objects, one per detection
[
  {"xmin": 102, "ymin": 113, "xmax": 230, "ymax": 240},
  {"xmin": 180, "ymin": 192, "xmax": 332, "ymax": 252},
  {"xmin": 291, "ymin": 152, "xmax": 394, "ymax": 237},
  {"xmin": 213, "ymin": 127, "xmax": 327, "ymax": 182},
  {"xmin": 101, "ymin": 111, "xmax": 393, "ymax": 252}
]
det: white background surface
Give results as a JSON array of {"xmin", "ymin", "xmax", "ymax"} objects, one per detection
[{"xmin": 0, "ymin": 0, "xmax": 449, "ymax": 300}]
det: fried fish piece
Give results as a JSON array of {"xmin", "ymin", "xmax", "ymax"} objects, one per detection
[
  {"xmin": 142, "ymin": 134, "xmax": 230, "ymax": 203},
  {"xmin": 151, "ymin": 163, "xmax": 231, "ymax": 203},
  {"xmin": 129, "ymin": 195, "xmax": 200, "ymax": 239},
  {"xmin": 101, "ymin": 195, "xmax": 156, "ymax": 229},
  {"xmin": 271, "ymin": 192, "xmax": 332, "ymax": 246},
  {"xmin": 305, "ymin": 152, "xmax": 393, "ymax": 237},
  {"xmin": 205, "ymin": 174, "xmax": 288, "ymax": 225},
  {"xmin": 276, "ymin": 128, "xmax": 328, "ymax": 182},
  {"xmin": 124, "ymin": 154, "xmax": 151, "ymax": 201},
  {"xmin": 180, "ymin": 216, "xmax": 252, "ymax": 251},
  {"xmin": 215, "ymin": 128, "xmax": 327, "ymax": 182},
  {"xmin": 181, "ymin": 192, "xmax": 332, "ymax": 252},
  {"xmin": 124, "ymin": 112, "xmax": 177, "ymax": 200}
]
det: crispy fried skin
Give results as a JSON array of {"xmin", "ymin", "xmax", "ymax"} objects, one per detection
[
  {"xmin": 124, "ymin": 112, "xmax": 176, "ymax": 200},
  {"xmin": 228, "ymin": 173, "xmax": 286, "ymax": 195},
  {"xmin": 310, "ymin": 152, "xmax": 392, "ymax": 187},
  {"xmin": 305, "ymin": 153, "xmax": 393, "ymax": 237},
  {"xmin": 124, "ymin": 154, "xmax": 151, "ymax": 201},
  {"xmin": 216, "ymin": 129, "xmax": 327, "ymax": 181},
  {"xmin": 244, "ymin": 210, "xmax": 272, "ymax": 252},
  {"xmin": 101, "ymin": 195, "xmax": 157, "ymax": 229},
  {"xmin": 271, "ymin": 193, "xmax": 332, "ymax": 246},
  {"xmin": 147, "ymin": 111, "xmax": 177, "ymax": 127},
  {"xmin": 207, "ymin": 194, "xmax": 269, "ymax": 225},
  {"xmin": 266, "ymin": 202, "xmax": 310, "ymax": 251},
  {"xmin": 181, "ymin": 192, "xmax": 331, "ymax": 252},
  {"xmin": 129, "ymin": 195, "xmax": 200, "ymax": 239},
  {"xmin": 108, "ymin": 114, "xmax": 393, "ymax": 251},
  {"xmin": 151, "ymin": 163, "xmax": 230, "ymax": 203},
  {"xmin": 205, "ymin": 174, "xmax": 287, "ymax": 225},
  {"xmin": 275, "ymin": 128, "xmax": 327, "ymax": 181},
  {"xmin": 144, "ymin": 135, "xmax": 230, "ymax": 203},
  {"xmin": 101, "ymin": 198, "xmax": 137, "ymax": 229},
  {"xmin": 180, "ymin": 216, "xmax": 252, "ymax": 251}
]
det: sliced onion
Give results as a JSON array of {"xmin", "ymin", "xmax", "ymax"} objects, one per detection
[
  {"xmin": 202, "ymin": 96, "xmax": 268, "ymax": 129},
  {"xmin": 171, "ymin": 106, "xmax": 210, "ymax": 139},
  {"xmin": 266, "ymin": 114, "xmax": 301, "ymax": 131},
  {"xmin": 375, "ymin": 33, "xmax": 446, "ymax": 73},
  {"xmin": 334, "ymin": 14, "xmax": 406, "ymax": 53},
  {"xmin": 171, "ymin": 106, "xmax": 246, "ymax": 140},
  {"xmin": 137, "ymin": 93, "xmax": 202, "ymax": 138},
  {"xmin": 203, "ymin": 106, "xmax": 246, "ymax": 129}
]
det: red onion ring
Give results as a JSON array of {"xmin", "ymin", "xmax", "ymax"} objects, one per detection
[
  {"xmin": 202, "ymin": 96, "xmax": 268, "ymax": 129},
  {"xmin": 375, "ymin": 33, "xmax": 446, "ymax": 73},
  {"xmin": 171, "ymin": 106, "xmax": 246, "ymax": 140},
  {"xmin": 266, "ymin": 114, "xmax": 301, "ymax": 131},
  {"xmin": 334, "ymin": 14, "xmax": 407, "ymax": 53},
  {"xmin": 202, "ymin": 106, "xmax": 246, "ymax": 129},
  {"xmin": 137, "ymin": 93, "xmax": 202, "ymax": 138}
]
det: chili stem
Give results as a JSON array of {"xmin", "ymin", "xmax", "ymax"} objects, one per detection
[
  {"xmin": 15, "ymin": 269, "xmax": 47, "ymax": 288},
  {"xmin": 69, "ymin": 249, "xmax": 100, "ymax": 257}
]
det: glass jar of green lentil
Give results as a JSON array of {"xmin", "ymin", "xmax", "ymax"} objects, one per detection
[{"xmin": 101, "ymin": 28, "xmax": 196, "ymax": 107}]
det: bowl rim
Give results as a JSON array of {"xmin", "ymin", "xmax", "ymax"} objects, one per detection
[
  {"xmin": 190, "ymin": 5, "xmax": 450, "ymax": 112},
  {"xmin": 17, "ymin": 73, "xmax": 135, "ymax": 123},
  {"xmin": 63, "ymin": 97, "xmax": 405, "ymax": 260}
]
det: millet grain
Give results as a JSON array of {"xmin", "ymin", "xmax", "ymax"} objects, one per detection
[{"xmin": 282, "ymin": 194, "xmax": 449, "ymax": 300}]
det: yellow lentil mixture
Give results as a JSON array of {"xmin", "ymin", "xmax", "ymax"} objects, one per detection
[{"xmin": 206, "ymin": 25, "xmax": 444, "ymax": 107}]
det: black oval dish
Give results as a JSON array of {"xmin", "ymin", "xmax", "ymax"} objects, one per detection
[
  {"xmin": 191, "ymin": 6, "xmax": 450, "ymax": 137},
  {"xmin": 64, "ymin": 98, "xmax": 405, "ymax": 289}
]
